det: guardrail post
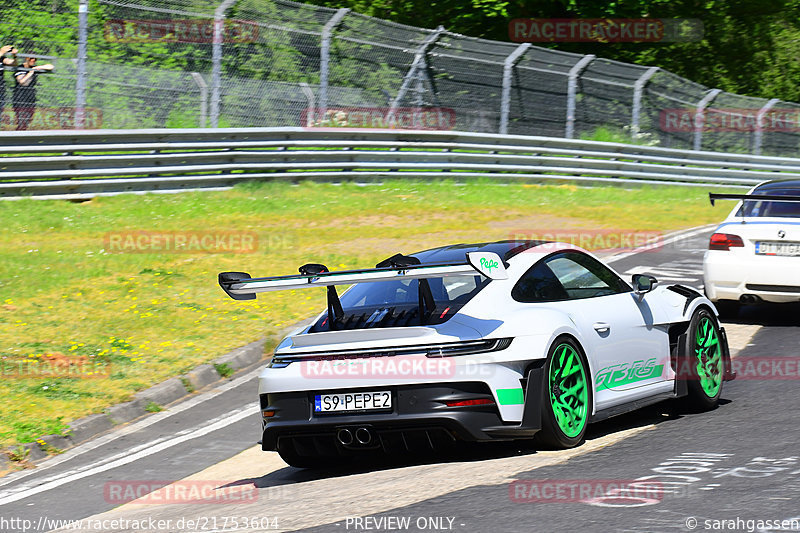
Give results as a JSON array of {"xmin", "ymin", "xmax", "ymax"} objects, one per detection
[
  {"xmin": 210, "ymin": 0, "xmax": 237, "ymax": 128},
  {"xmin": 565, "ymin": 54, "xmax": 595, "ymax": 139},
  {"xmin": 693, "ymin": 88, "xmax": 722, "ymax": 151},
  {"xmin": 387, "ymin": 27, "xmax": 445, "ymax": 124},
  {"xmin": 754, "ymin": 98, "xmax": 780, "ymax": 156},
  {"xmin": 319, "ymin": 8, "xmax": 350, "ymax": 117},
  {"xmin": 75, "ymin": 0, "xmax": 89, "ymax": 129},
  {"xmin": 190, "ymin": 73, "xmax": 208, "ymax": 128},
  {"xmin": 499, "ymin": 43, "xmax": 530, "ymax": 135},
  {"xmin": 631, "ymin": 66, "xmax": 659, "ymax": 137}
]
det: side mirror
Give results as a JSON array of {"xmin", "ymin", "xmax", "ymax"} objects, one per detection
[{"xmin": 631, "ymin": 274, "xmax": 658, "ymax": 295}]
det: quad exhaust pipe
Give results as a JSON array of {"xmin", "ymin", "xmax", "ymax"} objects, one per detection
[
  {"xmin": 336, "ymin": 428, "xmax": 354, "ymax": 446},
  {"xmin": 355, "ymin": 427, "xmax": 372, "ymax": 445},
  {"xmin": 336, "ymin": 427, "xmax": 373, "ymax": 447}
]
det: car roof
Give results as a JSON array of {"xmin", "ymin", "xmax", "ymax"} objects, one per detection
[
  {"xmin": 410, "ymin": 240, "xmax": 551, "ymax": 264},
  {"xmin": 755, "ymin": 179, "xmax": 800, "ymax": 193}
]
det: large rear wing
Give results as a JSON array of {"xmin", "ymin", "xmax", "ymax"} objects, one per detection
[
  {"xmin": 218, "ymin": 251, "xmax": 507, "ymax": 301},
  {"xmin": 709, "ymin": 193, "xmax": 800, "ymax": 206},
  {"xmin": 219, "ymin": 251, "xmax": 507, "ymax": 328}
]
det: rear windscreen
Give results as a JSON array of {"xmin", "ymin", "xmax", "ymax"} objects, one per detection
[{"xmin": 308, "ymin": 275, "xmax": 489, "ymax": 332}]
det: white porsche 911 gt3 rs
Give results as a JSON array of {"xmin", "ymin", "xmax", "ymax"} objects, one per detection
[
  {"xmin": 219, "ymin": 240, "xmax": 734, "ymax": 468},
  {"xmin": 704, "ymin": 179, "xmax": 800, "ymax": 317}
]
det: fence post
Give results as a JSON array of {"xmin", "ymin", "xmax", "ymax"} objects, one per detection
[
  {"xmin": 210, "ymin": 0, "xmax": 236, "ymax": 128},
  {"xmin": 319, "ymin": 8, "xmax": 350, "ymax": 117},
  {"xmin": 754, "ymin": 98, "xmax": 780, "ymax": 155},
  {"xmin": 300, "ymin": 82, "xmax": 316, "ymax": 126},
  {"xmin": 387, "ymin": 26, "xmax": 444, "ymax": 123},
  {"xmin": 499, "ymin": 43, "xmax": 530, "ymax": 135},
  {"xmin": 631, "ymin": 66, "xmax": 659, "ymax": 137},
  {"xmin": 565, "ymin": 54, "xmax": 595, "ymax": 139},
  {"xmin": 693, "ymin": 88, "xmax": 721, "ymax": 151},
  {"xmin": 75, "ymin": 0, "xmax": 88, "ymax": 129},
  {"xmin": 190, "ymin": 73, "xmax": 208, "ymax": 128}
]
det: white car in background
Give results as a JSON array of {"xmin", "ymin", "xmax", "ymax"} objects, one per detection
[
  {"xmin": 220, "ymin": 240, "xmax": 733, "ymax": 468},
  {"xmin": 704, "ymin": 179, "xmax": 800, "ymax": 317}
]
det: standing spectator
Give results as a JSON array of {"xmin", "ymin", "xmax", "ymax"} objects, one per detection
[
  {"xmin": 0, "ymin": 45, "xmax": 18, "ymax": 126},
  {"xmin": 13, "ymin": 55, "xmax": 53, "ymax": 130}
]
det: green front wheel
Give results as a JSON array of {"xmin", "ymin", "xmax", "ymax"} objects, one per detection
[{"xmin": 684, "ymin": 308, "xmax": 724, "ymax": 410}]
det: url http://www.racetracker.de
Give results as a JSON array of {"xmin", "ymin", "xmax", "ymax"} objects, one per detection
[
  {"xmin": 685, "ymin": 516, "xmax": 800, "ymax": 532},
  {"xmin": 0, "ymin": 515, "xmax": 281, "ymax": 532}
]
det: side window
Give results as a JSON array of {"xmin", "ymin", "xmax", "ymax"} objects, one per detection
[
  {"xmin": 512, "ymin": 252, "xmax": 630, "ymax": 303},
  {"xmin": 511, "ymin": 261, "xmax": 569, "ymax": 303}
]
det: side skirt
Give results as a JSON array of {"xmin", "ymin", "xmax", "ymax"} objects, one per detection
[{"xmin": 589, "ymin": 391, "xmax": 675, "ymax": 424}]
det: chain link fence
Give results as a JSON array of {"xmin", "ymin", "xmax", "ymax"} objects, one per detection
[{"xmin": 3, "ymin": 0, "xmax": 800, "ymax": 156}]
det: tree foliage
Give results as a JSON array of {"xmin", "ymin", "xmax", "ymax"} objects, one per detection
[{"xmin": 304, "ymin": 0, "xmax": 800, "ymax": 101}]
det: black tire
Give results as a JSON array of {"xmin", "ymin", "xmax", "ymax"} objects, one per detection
[
  {"xmin": 683, "ymin": 308, "xmax": 724, "ymax": 411},
  {"xmin": 713, "ymin": 300, "xmax": 739, "ymax": 320},
  {"xmin": 535, "ymin": 337, "xmax": 592, "ymax": 449}
]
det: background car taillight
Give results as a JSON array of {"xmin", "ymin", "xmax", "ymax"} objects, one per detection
[{"xmin": 709, "ymin": 233, "xmax": 745, "ymax": 251}]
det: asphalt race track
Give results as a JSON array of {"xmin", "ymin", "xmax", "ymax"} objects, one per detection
[{"xmin": 1, "ymin": 226, "xmax": 798, "ymax": 533}]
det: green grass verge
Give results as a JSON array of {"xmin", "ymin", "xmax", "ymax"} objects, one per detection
[{"xmin": 0, "ymin": 179, "xmax": 732, "ymax": 447}]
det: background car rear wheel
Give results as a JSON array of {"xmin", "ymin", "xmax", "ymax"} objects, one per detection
[
  {"xmin": 535, "ymin": 337, "xmax": 591, "ymax": 449},
  {"xmin": 683, "ymin": 308, "xmax": 724, "ymax": 411}
]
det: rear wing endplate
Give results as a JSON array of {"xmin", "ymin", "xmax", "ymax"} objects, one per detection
[{"xmin": 218, "ymin": 251, "xmax": 507, "ymax": 301}]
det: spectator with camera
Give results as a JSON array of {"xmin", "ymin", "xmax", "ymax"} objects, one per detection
[{"xmin": 13, "ymin": 54, "xmax": 54, "ymax": 130}]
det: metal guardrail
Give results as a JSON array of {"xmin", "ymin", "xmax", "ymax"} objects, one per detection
[{"xmin": 2, "ymin": 127, "xmax": 795, "ymax": 200}]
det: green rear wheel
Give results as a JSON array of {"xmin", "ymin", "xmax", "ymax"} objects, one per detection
[{"xmin": 536, "ymin": 337, "xmax": 591, "ymax": 448}]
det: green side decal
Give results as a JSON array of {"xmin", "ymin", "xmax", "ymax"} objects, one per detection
[
  {"xmin": 496, "ymin": 388, "xmax": 525, "ymax": 405},
  {"xmin": 595, "ymin": 358, "xmax": 664, "ymax": 391}
]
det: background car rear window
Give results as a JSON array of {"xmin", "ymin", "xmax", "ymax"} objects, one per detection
[{"xmin": 737, "ymin": 188, "xmax": 800, "ymax": 218}]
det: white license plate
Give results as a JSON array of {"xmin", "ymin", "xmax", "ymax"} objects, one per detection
[
  {"xmin": 314, "ymin": 391, "xmax": 392, "ymax": 413},
  {"xmin": 756, "ymin": 241, "xmax": 800, "ymax": 256}
]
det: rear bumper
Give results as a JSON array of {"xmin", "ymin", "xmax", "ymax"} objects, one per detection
[
  {"xmin": 260, "ymin": 382, "xmax": 533, "ymax": 454},
  {"xmin": 703, "ymin": 250, "xmax": 800, "ymax": 303}
]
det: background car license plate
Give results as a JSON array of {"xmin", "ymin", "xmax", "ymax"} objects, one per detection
[
  {"xmin": 756, "ymin": 241, "xmax": 800, "ymax": 256},
  {"xmin": 314, "ymin": 391, "xmax": 392, "ymax": 413}
]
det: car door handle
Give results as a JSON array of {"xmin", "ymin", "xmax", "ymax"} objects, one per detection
[{"xmin": 593, "ymin": 322, "xmax": 610, "ymax": 333}]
